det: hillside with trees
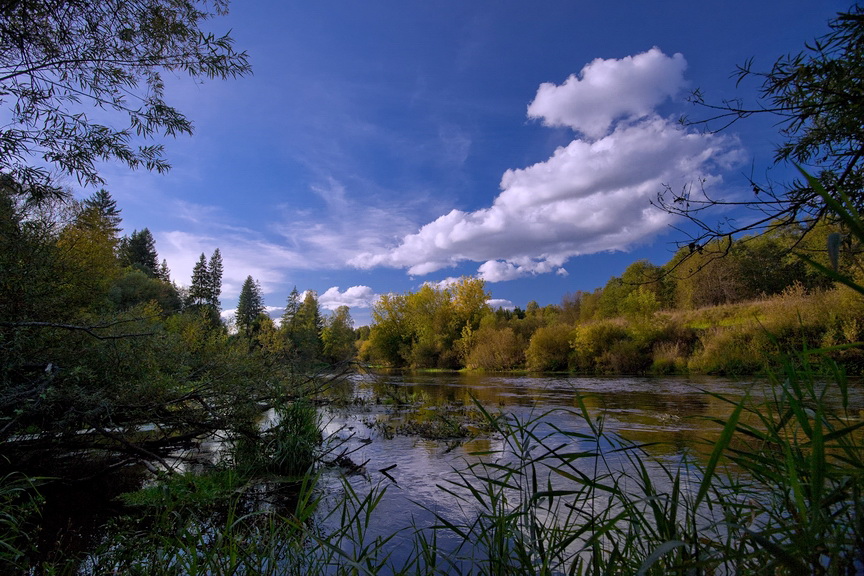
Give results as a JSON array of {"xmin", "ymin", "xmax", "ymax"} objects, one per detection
[{"xmin": 357, "ymin": 221, "xmax": 864, "ymax": 374}]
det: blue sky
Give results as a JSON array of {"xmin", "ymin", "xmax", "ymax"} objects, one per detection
[{"xmin": 89, "ymin": 1, "xmax": 847, "ymax": 325}]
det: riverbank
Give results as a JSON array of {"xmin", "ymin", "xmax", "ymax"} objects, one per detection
[{"xmin": 7, "ymin": 362, "xmax": 864, "ymax": 574}]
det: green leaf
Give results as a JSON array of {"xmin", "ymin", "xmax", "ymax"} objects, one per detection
[{"xmin": 696, "ymin": 395, "xmax": 745, "ymax": 507}]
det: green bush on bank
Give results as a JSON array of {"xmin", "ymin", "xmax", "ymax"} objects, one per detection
[{"xmin": 360, "ymin": 277, "xmax": 864, "ymax": 376}]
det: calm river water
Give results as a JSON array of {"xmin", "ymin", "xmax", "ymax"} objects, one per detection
[
  {"xmin": 37, "ymin": 371, "xmax": 864, "ymax": 572},
  {"xmin": 311, "ymin": 371, "xmax": 864, "ymax": 567}
]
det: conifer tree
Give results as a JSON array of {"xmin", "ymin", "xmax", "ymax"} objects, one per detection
[
  {"xmin": 207, "ymin": 248, "xmax": 223, "ymax": 310},
  {"xmin": 236, "ymin": 275, "xmax": 264, "ymax": 337},
  {"xmin": 83, "ymin": 189, "xmax": 122, "ymax": 236},
  {"xmin": 157, "ymin": 259, "xmax": 171, "ymax": 283},
  {"xmin": 119, "ymin": 228, "xmax": 159, "ymax": 277},
  {"xmin": 189, "ymin": 253, "xmax": 209, "ymax": 305},
  {"xmin": 282, "ymin": 286, "xmax": 301, "ymax": 328}
]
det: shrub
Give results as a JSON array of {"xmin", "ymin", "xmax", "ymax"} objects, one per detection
[
  {"xmin": 525, "ymin": 324, "xmax": 574, "ymax": 371},
  {"xmin": 688, "ymin": 325, "xmax": 773, "ymax": 374},
  {"xmin": 598, "ymin": 338, "xmax": 652, "ymax": 374},
  {"xmin": 571, "ymin": 320, "xmax": 630, "ymax": 372},
  {"xmin": 465, "ymin": 326, "xmax": 525, "ymax": 371}
]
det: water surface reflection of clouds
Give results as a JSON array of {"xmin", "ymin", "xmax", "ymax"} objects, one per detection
[{"xmin": 314, "ymin": 373, "xmax": 801, "ymax": 558}]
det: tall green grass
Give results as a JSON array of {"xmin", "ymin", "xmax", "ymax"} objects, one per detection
[
  {"xmin": 0, "ymin": 471, "xmax": 42, "ymax": 573},
  {"xmin": 74, "ymin": 353, "xmax": 862, "ymax": 575}
]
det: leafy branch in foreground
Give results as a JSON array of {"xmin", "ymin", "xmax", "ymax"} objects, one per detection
[
  {"xmin": 0, "ymin": 0, "xmax": 251, "ymax": 201},
  {"xmin": 656, "ymin": 5, "xmax": 864, "ymax": 249}
]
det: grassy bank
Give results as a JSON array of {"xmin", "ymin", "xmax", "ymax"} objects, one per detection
[{"xmin": 8, "ymin": 347, "xmax": 861, "ymax": 575}]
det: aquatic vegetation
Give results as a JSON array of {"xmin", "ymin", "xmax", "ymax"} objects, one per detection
[{"xmin": 44, "ymin": 347, "xmax": 861, "ymax": 575}]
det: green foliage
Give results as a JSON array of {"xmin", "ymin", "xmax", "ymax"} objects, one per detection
[
  {"xmin": 234, "ymin": 399, "xmax": 322, "ymax": 478},
  {"xmin": 0, "ymin": 0, "xmax": 251, "ymax": 198},
  {"xmin": 106, "ymin": 269, "xmax": 181, "ymax": 313},
  {"xmin": 284, "ymin": 290, "xmax": 324, "ymax": 367},
  {"xmin": 465, "ymin": 325, "xmax": 525, "ymax": 371},
  {"xmin": 119, "ymin": 228, "xmax": 160, "ymax": 278},
  {"xmin": 759, "ymin": 6, "xmax": 864, "ymax": 204},
  {"xmin": 571, "ymin": 320, "xmax": 630, "ymax": 372},
  {"xmin": 121, "ymin": 469, "xmax": 245, "ymax": 510},
  {"xmin": 0, "ymin": 186, "xmax": 300, "ymax": 481},
  {"xmin": 0, "ymin": 472, "xmax": 42, "ymax": 573},
  {"xmin": 82, "ymin": 189, "xmax": 122, "ymax": 237},
  {"xmin": 594, "ymin": 260, "xmax": 672, "ymax": 319},
  {"xmin": 648, "ymin": 321, "xmax": 699, "ymax": 374},
  {"xmin": 235, "ymin": 275, "xmax": 265, "ymax": 338},
  {"xmin": 662, "ymin": 5, "xmax": 864, "ymax": 247},
  {"xmin": 525, "ymin": 323, "xmax": 574, "ymax": 372},
  {"xmin": 366, "ymin": 277, "xmax": 491, "ymax": 368},
  {"xmin": 322, "ymin": 305, "xmax": 356, "ymax": 364},
  {"xmin": 620, "ymin": 287, "xmax": 660, "ymax": 322},
  {"xmin": 367, "ymin": 292, "xmax": 411, "ymax": 366},
  {"xmin": 708, "ymin": 352, "xmax": 864, "ymax": 573},
  {"xmin": 207, "ymin": 248, "xmax": 224, "ymax": 309},
  {"xmin": 689, "ymin": 325, "xmax": 773, "ymax": 375},
  {"xmin": 267, "ymin": 399, "xmax": 322, "ymax": 477},
  {"xmin": 188, "ymin": 249, "xmax": 223, "ymax": 310}
]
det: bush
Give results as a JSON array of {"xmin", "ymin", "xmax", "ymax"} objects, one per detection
[
  {"xmin": 465, "ymin": 326, "xmax": 525, "ymax": 371},
  {"xmin": 571, "ymin": 320, "xmax": 630, "ymax": 372},
  {"xmin": 598, "ymin": 338, "xmax": 652, "ymax": 374},
  {"xmin": 525, "ymin": 324, "xmax": 574, "ymax": 371},
  {"xmin": 688, "ymin": 325, "xmax": 773, "ymax": 375}
]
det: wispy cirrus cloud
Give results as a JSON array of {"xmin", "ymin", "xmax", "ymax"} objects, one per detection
[
  {"xmin": 155, "ymin": 177, "xmax": 426, "ymax": 300},
  {"xmin": 350, "ymin": 48, "xmax": 742, "ymax": 282}
]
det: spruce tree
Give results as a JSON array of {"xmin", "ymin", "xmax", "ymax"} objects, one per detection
[
  {"xmin": 281, "ymin": 286, "xmax": 301, "ymax": 344},
  {"xmin": 207, "ymin": 248, "xmax": 223, "ymax": 310},
  {"xmin": 120, "ymin": 228, "xmax": 159, "ymax": 277},
  {"xmin": 157, "ymin": 259, "xmax": 171, "ymax": 283},
  {"xmin": 83, "ymin": 189, "xmax": 122, "ymax": 236},
  {"xmin": 236, "ymin": 275, "xmax": 264, "ymax": 337},
  {"xmin": 189, "ymin": 253, "xmax": 210, "ymax": 306}
]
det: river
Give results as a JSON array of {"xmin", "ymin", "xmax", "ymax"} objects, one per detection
[
  {"xmin": 308, "ymin": 371, "xmax": 860, "ymax": 570},
  {"xmin": 34, "ymin": 371, "xmax": 864, "ymax": 573}
]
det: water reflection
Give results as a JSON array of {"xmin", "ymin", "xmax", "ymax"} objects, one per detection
[
  {"xmin": 315, "ymin": 371, "xmax": 864, "ymax": 561},
  {"xmin": 34, "ymin": 372, "xmax": 864, "ymax": 573},
  {"xmin": 338, "ymin": 372, "xmax": 759, "ymax": 454}
]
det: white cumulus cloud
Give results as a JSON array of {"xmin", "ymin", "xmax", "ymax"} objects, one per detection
[
  {"xmin": 350, "ymin": 49, "xmax": 742, "ymax": 282},
  {"xmin": 486, "ymin": 298, "xmax": 515, "ymax": 310},
  {"xmin": 319, "ymin": 285, "xmax": 377, "ymax": 311},
  {"xmin": 527, "ymin": 47, "xmax": 688, "ymax": 139}
]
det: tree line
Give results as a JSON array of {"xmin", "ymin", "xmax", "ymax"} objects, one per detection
[
  {"xmin": 357, "ymin": 219, "xmax": 864, "ymax": 374},
  {"xmin": 0, "ymin": 187, "xmax": 352, "ymax": 479}
]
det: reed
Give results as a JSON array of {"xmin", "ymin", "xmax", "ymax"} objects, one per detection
[
  {"xmin": 0, "ymin": 472, "xmax": 42, "ymax": 573},
  {"xmin": 27, "ymin": 170, "xmax": 864, "ymax": 575}
]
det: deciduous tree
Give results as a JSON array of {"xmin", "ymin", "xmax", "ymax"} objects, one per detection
[
  {"xmin": 322, "ymin": 305, "xmax": 356, "ymax": 364},
  {"xmin": 0, "ymin": 0, "xmax": 251, "ymax": 201},
  {"xmin": 290, "ymin": 291, "xmax": 323, "ymax": 365}
]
